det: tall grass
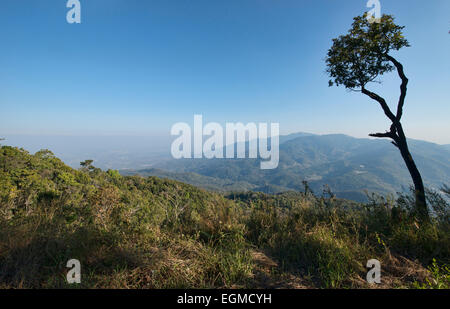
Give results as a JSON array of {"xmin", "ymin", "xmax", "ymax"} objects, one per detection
[{"xmin": 0, "ymin": 146, "xmax": 448, "ymax": 288}]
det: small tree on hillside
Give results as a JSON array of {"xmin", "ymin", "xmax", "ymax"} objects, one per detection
[
  {"xmin": 80, "ymin": 159, "xmax": 94, "ymax": 171},
  {"xmin": 326, "ymin": 14, "xmax": 429, "ymax": 221}
]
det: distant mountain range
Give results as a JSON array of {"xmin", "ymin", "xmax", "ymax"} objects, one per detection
[{"xmin": 122, "ymin": 133, "xmax": 450, "ymax": 201}]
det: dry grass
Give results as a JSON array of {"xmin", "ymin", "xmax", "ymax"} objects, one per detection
[{"xmin": 0, "ymin": 146, "xmax": 448, "ymax": 289}]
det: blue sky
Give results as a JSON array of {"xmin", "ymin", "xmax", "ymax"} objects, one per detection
[{"xmin": 1, "ymin": 0, "xmax": 449, "ymax": 144}]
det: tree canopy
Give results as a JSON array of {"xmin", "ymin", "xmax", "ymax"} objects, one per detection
[{"xmin": 326, "ymin": 14, "xmax": 409, "ymax": 89}]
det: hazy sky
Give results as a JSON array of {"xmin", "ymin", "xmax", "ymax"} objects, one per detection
[{"xmin": 1, "ymin": 0, "xmax": 449, "ymax": 144}]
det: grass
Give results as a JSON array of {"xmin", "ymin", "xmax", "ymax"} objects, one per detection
[{"xmin": 0, "ymin": 146, "xmax": 449, "ymax": 288}]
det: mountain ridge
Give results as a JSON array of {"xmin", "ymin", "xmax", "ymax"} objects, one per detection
[{"xmin": 124, "ymin": 133, "xmax": 450, "ymax": 201}]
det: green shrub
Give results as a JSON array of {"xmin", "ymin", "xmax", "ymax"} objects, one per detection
[{"xmin": 0, "ymin": 146, "xmax": 448, "ymax": 289}]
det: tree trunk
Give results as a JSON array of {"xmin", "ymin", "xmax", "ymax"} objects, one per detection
[
  {"xmin": 360, "ymin": 56, "xmax": 428, "ymax": 221},
  {"xmin": 395, "ymin": 123, "xmax": 429, "ymax": 221}
]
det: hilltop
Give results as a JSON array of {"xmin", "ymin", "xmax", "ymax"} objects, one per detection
[{"xmin": 0, "ymin": 146, "xmax": 449, "ymax": 288}]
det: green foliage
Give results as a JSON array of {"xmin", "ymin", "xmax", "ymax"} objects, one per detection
[
  {"xmin": 413, "ymin": 259, "xmax": 450, "ymax": 289},
  {"xmin": 107, "ymin": 169, "xmax": 121, "ymax": 179},
  {"xmin": 397, "ymin": 186, "xmax": 450, "ymax": 225},
  {"xmin": 80, "ymin": 159, "xmax": 93, "ymax": 167},
  {"xmin": 326, "ymin": 14, "xmax": 409, "ymax": 89},
  {"xmin": 235, "ymin": 189, "xmax": 449, "ymax": 288},
  {"xmin": 0, "ymin": 146, "xmax": 251, "ymax": 288},
  {"xmin": 0, "ymin": 146, "xmax": 448, "ymax": 288}
]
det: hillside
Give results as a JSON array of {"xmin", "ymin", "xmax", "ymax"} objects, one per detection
[
  {"xmin": 121, "ymin": 168, "xmax": 257, "ymax": 192},
  {"xmin": 0, "ymin": 146, "xmax": 449, "ymax": 289},
  {"xmin": 139, "ymin": 134, "xmax": 450, "ymax": 201}
]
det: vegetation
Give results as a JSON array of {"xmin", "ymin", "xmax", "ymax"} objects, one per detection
[
  {"xmin": 135, "ymin": 134, "xmax": 450, "ymax": 202},
  {"xmin": 326, "ymin": 14, "xmax": 429, "ymax": 221},
  {"xmin": 0, "ymin": 146, "xmax": 448, "ymax": 289}
]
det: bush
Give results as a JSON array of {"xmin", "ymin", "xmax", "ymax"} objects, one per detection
[{"xmin": 0, "ymin": 146, "xmax": 448, "ymax": 288}]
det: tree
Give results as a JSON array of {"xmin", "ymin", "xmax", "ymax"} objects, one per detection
[
  {"xmin": 326, "ymin": 14, "xmax": 429, "ymax": 221},
  {"xmin": 80, "ymin": 159, "xmax": 94, "ymax": 171}
]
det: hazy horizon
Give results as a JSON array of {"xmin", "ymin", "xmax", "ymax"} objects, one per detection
[{"xmin": 2, "ymin": 130, "xmax": 448, "ymax": 171}]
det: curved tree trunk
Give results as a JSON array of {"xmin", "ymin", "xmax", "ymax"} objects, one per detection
[
  {"xmin": 361, "ymin": 54, "xmax": 429, "ymax": 222},
  {"xmin": 395, "ymin": 123, "xmax": 428, "ymax": 221}
]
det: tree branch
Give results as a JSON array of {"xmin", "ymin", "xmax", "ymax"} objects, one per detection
[
  {"xmin": 391, "ymin": 141, "xmax": 399, "ymax": 148},
  {"xmin": 369, "ymin": 131, "xmax": 400, "ymax": 147},
  {"xmin": 369, "ymin": 132, "xmax": 393, "ymax": 138},
  {"xmin": 361, "ymin": 87, "xmax": 397, "ymax": 123},
  {"xmin": 385, "ymin": 54, "xmax": 408, "ymax": 121},
  {"xmin": 369, "ymin": 124, "xmax": 400, "ymax": 148}
]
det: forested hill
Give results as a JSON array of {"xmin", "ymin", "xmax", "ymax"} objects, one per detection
[
  {"xmin": 139, "ymin": 134, "xmax": 450, "ymax": 201},
  {"xmin": 0, "ymin": 146, "xmax": 449, "ymax": 289}
]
